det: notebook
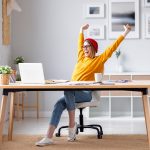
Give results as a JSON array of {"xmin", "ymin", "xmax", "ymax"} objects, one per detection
[{"xmin": 19, "ymin": 63, "xmax": 45, "ymax": 84}]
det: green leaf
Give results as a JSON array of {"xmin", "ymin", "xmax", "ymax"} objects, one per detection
[{"xmin": 0, "ymin": 65, "xmax": 12, "ymax": 74}]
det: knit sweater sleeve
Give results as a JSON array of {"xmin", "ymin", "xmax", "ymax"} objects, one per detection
[
  {"xmin": 99, "ymin": 35, "xmax": 124, "ymax": 63},
  {"xmin": 77, "ymin": 33, "xmax": 84, "ymax": 62}
]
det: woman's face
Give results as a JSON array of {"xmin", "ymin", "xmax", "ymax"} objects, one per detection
[{"xmin": 83, "ymin": 41, "xmax": 92, "ymax": 58}]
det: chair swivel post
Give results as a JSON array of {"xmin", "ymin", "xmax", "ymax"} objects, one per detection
[{"xmin": 79, "ymin": 108, "xmax": 84, "ymax": 132}]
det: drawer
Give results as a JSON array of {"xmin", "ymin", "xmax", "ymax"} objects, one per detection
[
  {"xmin": 101, "ymin": 75, "xmax": 109, "ymax": 96},
  {"xmin": 110, "ymin": 91, "xmax": 131, "ymax": 96},
  {"xmin": 110, "ymin": 75, "xmax": 131, "ymax": 96},
  {"xmin": 110, "ymin": 75, "xmax": 131, "ymax": 80},
  {"xmin": 132, "ymin": 75, "xmax": 150, "ymax": 80}
]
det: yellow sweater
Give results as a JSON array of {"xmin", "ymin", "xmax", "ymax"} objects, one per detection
[{"xmin": 71, "ymin": 33, "xmax": 124, "ymax": 81}]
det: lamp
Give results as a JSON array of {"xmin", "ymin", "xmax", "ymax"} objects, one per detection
[{"xmin": 7, "ymin": 0, "xmax": 22, "ymax": 16}]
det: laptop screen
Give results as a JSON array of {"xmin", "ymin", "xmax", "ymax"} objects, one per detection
[{"xmin": 19, "ymin": 63, "xmax": 45, "ymax": 84}]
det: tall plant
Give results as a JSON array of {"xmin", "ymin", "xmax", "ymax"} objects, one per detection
[{"xmin": 115, "ymin": 49, "xmax": 121, "ymax": 59}]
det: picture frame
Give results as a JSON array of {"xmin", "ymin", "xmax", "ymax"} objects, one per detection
[
  {"xmin": 145, "ymin": 0, "xmax": 150, "ymax": 7},
  {"xmin": 108, "ymin": 0, "xmax": 139, "ymax": 39},
  {"xmin": 86, "ymin": 3, "xmax": 104, "ymax": 18},
  {"xmin": 87, "ymin": 25, "xmax": 105, "ymax": 39},
  {"xmin": 145, "ymin": 14, "xmax": 150, "ymax": 38}
]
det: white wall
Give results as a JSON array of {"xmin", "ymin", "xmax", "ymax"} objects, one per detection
[
  {"xmin": 0, "ymin": 45, "xmax": 11, "ymax": 118},
  {"xmin": 0, "ymin": 45, "xmax": 11, "ymax": 120},
  {"xmin": 11, "ymin": 0, "xmax": 150, "ymax": 113},
  {"xmin": 0, "ymin": 0, "xmax": 12, "ymax": 66},
  {"xmin": 0, "ymin": 0, "xmax": 12, "ymax": 119}
]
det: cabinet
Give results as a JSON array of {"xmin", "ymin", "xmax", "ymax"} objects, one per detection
[{"xmin": 88, "ymin": 73, "xmax": 150, "ymax": 119}]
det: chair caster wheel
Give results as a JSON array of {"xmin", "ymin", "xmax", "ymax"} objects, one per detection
[
  {"xmin": 76, "ymin": 129, "xmax": 79, "ymax": 134},
  {"xmin": 55, "ymin": 133, "xmax": 61, "ymax": 137},
  {"xmin": 98, "ymin": 135, "xmax": 102, "ymax": 139}
]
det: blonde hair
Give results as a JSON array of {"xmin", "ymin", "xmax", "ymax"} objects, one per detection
[{"xmin": 85, "ymin": 40, "xmax": 96, "ymax": 58}]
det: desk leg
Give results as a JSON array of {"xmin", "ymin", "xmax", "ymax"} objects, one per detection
[
  {"xmin": 0, "ymin": 95, "xmax": 8, "ymax": 142},
  {"xmin": 36, "ymin": 91, "xmax": 39, "ymax": 119},
  {"xmin": 8, "ymin": 93, "xmax": 15, "ymax": 141},
  {"xmin": 142, "ymin": 94, "xmax": 150, "ymax": 146}
]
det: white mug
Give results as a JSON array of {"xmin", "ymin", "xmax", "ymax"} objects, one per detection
[{"xmin": 94, "ymin": 73, "xmax": 103, "ymax": 82}]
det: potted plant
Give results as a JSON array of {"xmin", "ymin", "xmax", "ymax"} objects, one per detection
[
  {"xmin": 115, "ymin": 49, "xmax": 123, "ymax": 72},
  {"xmin": 115, "ymin": 49, "xmax": 121, "ymax": 59},
  {"xmin": 14, "ymin": 56, "xmax": 24, "ymax": 64},
  {"xmin": 0, "ymin": 65, "xmax": 12, "ymax": 85},
  {"xmin": 14, "ymin": 56, "xmax": 25, "ymax": 81}
]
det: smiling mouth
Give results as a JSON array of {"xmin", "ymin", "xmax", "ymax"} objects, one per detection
[{"xmin": 84, "ymin": 51, "xmax": 89, "ymax": 55}]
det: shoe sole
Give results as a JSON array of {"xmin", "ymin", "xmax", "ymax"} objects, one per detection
[
  {"xmin": 35, "ymin": 143, "xmax": 53, "ymax": 147},
  {"xmin": 68, "ymin": 137, "xmax": 76, "ymax": 142},
  {"xmin": 68, "ymin": 123, "xmax": 77, "ymax": 142}
]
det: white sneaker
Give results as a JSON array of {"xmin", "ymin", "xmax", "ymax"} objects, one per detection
[
  {"xmin": 35, "ymin": 137, "xmax": 53, "ymax": 146},
  {"xmin": 68, "ymin": 122, "xmax": 77, "ymax": 142}
]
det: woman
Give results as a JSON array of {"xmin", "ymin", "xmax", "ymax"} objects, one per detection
[{"xmin": 36, "ymin": 24, "xmax": 131, "ymax": 146}]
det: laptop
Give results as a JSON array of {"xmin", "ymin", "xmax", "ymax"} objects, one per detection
[{"xmin": 19, "ymin": 63, "xmax": 45, "ymax": 84}]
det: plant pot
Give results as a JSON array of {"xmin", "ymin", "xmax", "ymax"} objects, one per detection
[
  {"xmin": 118, "ymin": 64, "xmax": 123, "ymax": 72},
  {"xmin": 116, "ymin": 58, "xmax": 123, "ymax": 72},
  {"xmin": 0, "ymin": 74, "xmax": 10, "ymax": 85},
  {"xmin": 15, "ymin": 64, "xmax": 21, "ymax": 81},
  {"xmin": 11, "ymin": 70, "xmax": 17, "ymax": 82}
]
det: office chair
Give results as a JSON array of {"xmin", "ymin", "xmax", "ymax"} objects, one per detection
[{"xmin": 56, "ymin": 91, "xmax": 103, "ymax": 139}]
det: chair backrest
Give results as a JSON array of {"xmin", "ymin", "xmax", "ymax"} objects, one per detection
[
  {"xmin": 91, "ymin": 91, "xmax": 101, "ymax": 102},
  {"xmin": 76, "ymin": 91, "xmax": 101, "ymax": 109}
]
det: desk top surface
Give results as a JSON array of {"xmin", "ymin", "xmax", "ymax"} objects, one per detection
[{"xmin": 1, "ymin": 80, "xmax": 150, "ymax": 89}]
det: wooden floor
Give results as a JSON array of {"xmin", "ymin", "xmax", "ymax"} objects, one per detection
[{"xmin": 1, "ymin": 134, "xmax": 149, "ymax": 150}]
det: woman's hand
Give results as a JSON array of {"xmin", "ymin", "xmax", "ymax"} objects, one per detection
[
  {"xmin": 81, "ymin": 24, "xmax": 89, "ymax": 30},
  {"xmin": 122, "ymin": 24, "xmax": 132, "ymax": 37},
  {"xmin": 124, "ymin": 24, "xmax": 131, "ymax": 33},
  {"xmin": 80, "ymin": 24, "xmax": 89, "ymax": 33}
]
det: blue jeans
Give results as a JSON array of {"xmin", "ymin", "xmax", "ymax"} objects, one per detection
[{"xmin": 50, "ymin": 90, "xmax": 92, "ymax": 127}]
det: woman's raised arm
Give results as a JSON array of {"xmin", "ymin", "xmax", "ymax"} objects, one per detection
[
  {"xmin": 121, "ymin": 24, "xmax": 132, "ymax": 37},
  {"xmin": 80, "ymin": 24, "xmax": 89, "ymax": 33}
]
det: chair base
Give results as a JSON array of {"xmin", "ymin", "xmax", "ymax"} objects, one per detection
[
  {"xmin": 56, "ymin": 124, "xmax": 103, "ymax": 139},
  {"xmin": 56, "ymin": 108, "xmax": 103, "ymax": 139}
]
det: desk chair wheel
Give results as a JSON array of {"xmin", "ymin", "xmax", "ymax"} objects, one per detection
[
  {"xmin": 98, "ymin": 134, "xmax": 102, "ymax": 139},
  {"xmin": 55, "ymin": 128, "xmax": 79, "ymax": 137},
  {"xmin": 55, "ymin": 125, "xmax": 69, "ymax": 137},
  {"xmin": 55, "ymin": 133, "xmax": 61, "ymax": 137},
  {"xmin": 76, "ymin": 128, "xmax": 79, "ymax": 134}
]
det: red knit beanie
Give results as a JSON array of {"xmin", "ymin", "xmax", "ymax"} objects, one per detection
[{"xmin": 84, "ymin": 38, "xmax": 98, "ymax": 53}]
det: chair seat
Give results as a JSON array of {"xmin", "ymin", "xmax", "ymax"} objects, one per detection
[
  {"xmin": 75, "ymin": 91, "xmax": 100, "ymax": 109},
  {"xmin": 76, "ymin": 101, "xmax": 99, "ymax": 109}
]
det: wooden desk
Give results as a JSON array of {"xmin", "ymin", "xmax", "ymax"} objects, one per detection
[{"xmin": 0, "ymin": 81, "xmax": 150, "ymax": 146}]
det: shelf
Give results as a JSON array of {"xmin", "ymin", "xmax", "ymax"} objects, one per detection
[
  {"xmin": 105, "ymin": 72, "xmax": 150, "ymax": 75},
  {"xmin": 110, "ymin": 115, "xmax": 132, "ymax": 118},
  {"xmin": 89, "ymin": 98, "xmax": 109, "ymax": 118},
  {"xmin": 132, "ymin": 96, "xmax": 150, "ymax": 98},
  {"xmin": 133, "ymin": 97, "xmax": 144, "ymax": 117},
  {"xmin": 109, "ymin": 96, "xmax": 131, "ymax": 98},
  {"xmin": 88, "ymin": 74, "xmax": 150, "ymax": 120},
  {"xmin": 87, "ymin": 116, "xmax": 144, "ymax": 121},
  {"xmin": 101, "ymin": 96, "xmax": 132, "ymax": 97},
  {"xmin": 111, "ymin": 97, "xmax": 131, "ymax": 118}
]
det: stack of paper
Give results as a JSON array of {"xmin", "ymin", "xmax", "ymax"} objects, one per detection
[{"xmin": 45, "ymin": 80, "xmax": 69, "ymax": 84}]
